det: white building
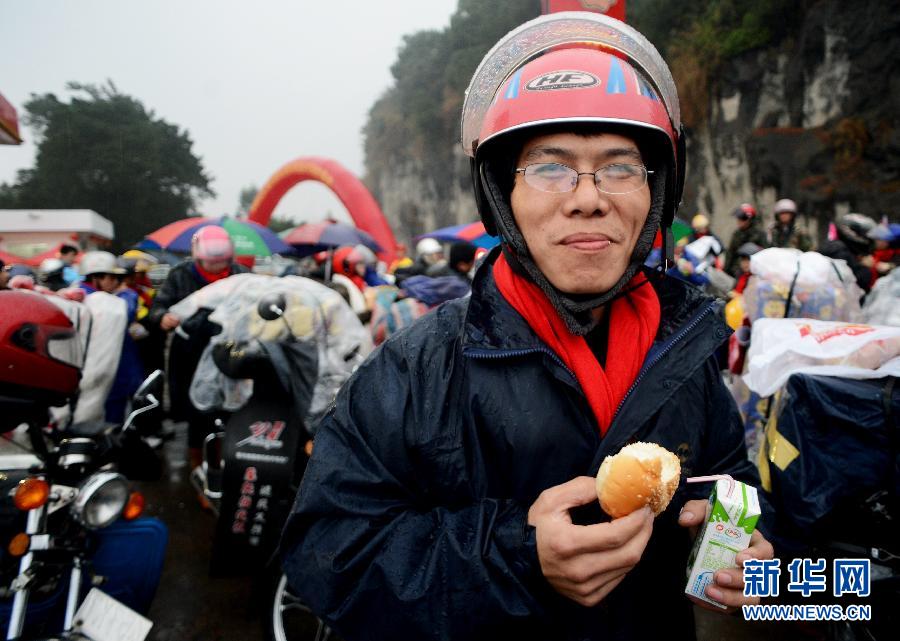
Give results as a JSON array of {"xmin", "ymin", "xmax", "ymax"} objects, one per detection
[{"xmin": 0, "ymin": 209, "xmax": 114, "ymax": 258}]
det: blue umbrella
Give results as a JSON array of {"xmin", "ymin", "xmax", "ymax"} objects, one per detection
[{"xmin": 418, "ymin": 221, "xmax": 499, "ymax": 249}]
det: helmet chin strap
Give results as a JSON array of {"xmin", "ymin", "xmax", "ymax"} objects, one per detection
[{"xmin": 481, "ymin": 158, "xmax": 668, "ymax": 336}]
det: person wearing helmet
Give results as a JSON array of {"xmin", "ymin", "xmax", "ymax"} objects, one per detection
[
  {"xmin": 686, "ymin": 213, "xmax": 721, "ymax": 247},
  {"xmin": 425, "ymin": 240, "xmax": 479, "ymax": 284},
  {"xmin": 767, "ymin": 198, "xmax": 813, "ymax": 252},
  {"xmin": 38, "ymin": 258, "xmax": 69, "ymax": 292},
  {"xmin": 724, "ymin": 203, "xmax": 768, "ymax": 277},
  {"xmin": 733, "ymin": 242, "xmax": 764, "ymax": 294},
  {"xmin": 820, "ymin": 213, "xmax": 878, "ymax": 293},
  {"xmin": 394, "ymin": 237, "xmax": 445, "ymax": 284},
  {"xmin": 77, "ymin": 251, "xmax": 144, "ymax": 423},
  {"xmin": 148, "ymin": 225, "xmax": 248, "ymax": 466},
  {"xmin": 867, "ymin": 222, "xmax": 899, "ymax": 281},
  {"xmin": 283, "ymin": 14, "xmax": 772, "ymax": 641},
  {"xmin": 78, "ymin": 250, "xmax": 126, "ymax": 294},
  {"xmin": 119, "ymin": 250, "xmax": 166, "ymax": 376}
]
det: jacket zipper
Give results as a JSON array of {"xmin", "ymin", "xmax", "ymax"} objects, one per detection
[{"xmin": 611, "ymin": 302, "xmax": 718, "ymax": 420}]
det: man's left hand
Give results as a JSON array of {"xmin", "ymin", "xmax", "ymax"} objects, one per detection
[{"xmin": 678, "ymin": 498, "xmax": 775, "ymax": 612}]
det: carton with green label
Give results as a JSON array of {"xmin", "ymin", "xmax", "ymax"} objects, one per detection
[{"xmin": 684, "ymin": 476, "xmax": 761, "ymax": 608}]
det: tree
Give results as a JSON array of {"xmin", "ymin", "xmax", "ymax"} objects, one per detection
[
  {"xmin": 0, "ymin": 81, "xmax": 214, "ymax": 250},
  {"xmin": 237, "ymin": 184, "xmax": 258, "ymax": 217}
]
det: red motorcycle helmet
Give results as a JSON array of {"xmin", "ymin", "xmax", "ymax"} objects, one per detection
[
  {"xmin": 462, "ymin": 12, "xmax": 685, "ymax": 235},
  {"xmin": 0, "ymin": 290, "xmax": 82, "ymax": 407}
]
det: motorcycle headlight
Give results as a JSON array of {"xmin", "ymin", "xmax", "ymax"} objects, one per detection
[{"xmin": 71, "ymin": 472, "xmax": 129, "ymax": 529}]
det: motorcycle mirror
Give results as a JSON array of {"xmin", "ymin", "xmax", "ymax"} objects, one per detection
[
  {"xmin": 257, "ymin": 293, "xmax": 287, "ymax": 321},
  {"xmin": 121, "ymin": 393, "xmax": 160, "ymax": 434},
  {"xmin": 134, "ymin": 369, "xmax": 164, "ymax": 401}
]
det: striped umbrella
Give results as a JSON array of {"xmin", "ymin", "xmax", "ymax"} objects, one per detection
[
  {"xmin": 138, "ymin": 217, "xmax": 292, "ymax": 257},
  {"xmin": 418, "ymin": 221, "xmax": 500, "ymax": 249}
]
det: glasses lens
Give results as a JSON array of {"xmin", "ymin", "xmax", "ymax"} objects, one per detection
[
  {"xmin": 523, "ymin": 163, "xmax": 576, "ymax": 193},
  {"xmin": 596, "ymin": 164, "xmax": 647, "ymax": 195}
]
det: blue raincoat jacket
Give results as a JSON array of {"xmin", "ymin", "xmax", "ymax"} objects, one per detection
[{"xmin": 281, "ymin": 251, "xmax": 768, "ymax": 641}]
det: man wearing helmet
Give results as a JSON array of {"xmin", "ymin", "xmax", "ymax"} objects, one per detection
[
  {"xmin": 767, "ymin": 198, "xmax": 813, "ymax": 252},
  {"xmin": 148, "ymin": 225, "xmax": 248, "ymax": 467},
  {"xmin": 820, "ymin": 213, "xmax": 878, "ymax": 293},
  {"xmin": 78, "ymin": 251, "xmax": 145, "ymax": 422},
  {"xmin": 724, "ymin": 203, "xmax": 768, "ymax": 277},
  {"xmin": 282, "ymin": 13, "xmax": 771, "ymax": 641},
  {"xmin": 394, "ymin": 237, "xmax": 445, "ymax": 284}
]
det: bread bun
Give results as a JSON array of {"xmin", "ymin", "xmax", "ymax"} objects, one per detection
[{"xmin": 595, "ymin": 442, "xmax": 681, "ymax": 518}]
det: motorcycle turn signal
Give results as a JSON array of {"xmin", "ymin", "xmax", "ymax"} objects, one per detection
[
  {"xmin": 7, "ymin": 533, "xmax": 30, "ymax": 557},
  {"xmin": 13, "ymin": 478, "xmax": 50, "ymax": 511},
  {"xmin": 123, "ymin": 491, "xmax": 145, "ymax": 521}
]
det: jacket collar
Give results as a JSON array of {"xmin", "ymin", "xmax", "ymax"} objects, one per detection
[
  {"xmin": 462, "ymin": 247, "xmax": 722, "ymax": 355},
  {"xmin": 461, "ymin": 247, "xmax": 731, "ymax": 465}
]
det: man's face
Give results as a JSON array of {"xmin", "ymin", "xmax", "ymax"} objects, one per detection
[
  {"xmin": 739, "ymin": 256, "xmax": 751, "ymax": 273},
  {"xmin": 199, "ymin": 258, "xmax": 230, "ymax": 273},
  {"xmin": 776, "ymin": 211, "xmax": 794, "ymax": 225},
  {"xmin": 0, "ymin": 267, "xmax": 9, "ymax": 288},
  {"xmin": 59, "ymin": 251, "xmax": 76, "ymax": 265},
  {"xmin": 95, "ymin": 274, "xmax": 120, "ymax": 293},
  {"xmin": 736, "ymin": 217, "xmax": 751, "ymax": 230},
  {"xmin": 510, "ymin": 131, "xmax": 651, "ymax": 294}
]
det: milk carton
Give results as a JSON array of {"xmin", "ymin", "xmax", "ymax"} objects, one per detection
[{"xmin": 685, "ymin": 477, "xmax": 761, "ymax": 608}]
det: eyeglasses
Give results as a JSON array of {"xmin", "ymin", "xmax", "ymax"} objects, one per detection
[{"xmin": 515, "ymin": 162, "xmax": 653, "ymax": 195}]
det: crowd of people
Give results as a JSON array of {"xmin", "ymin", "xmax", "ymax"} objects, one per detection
[
  {"xmin": 677, "ymin": 199, "xmax": 898, "ymax": 298},
  {"xmin": 2, "ymin": 13, "xmax": 898, "ymax": 640},
  {"xmin": 1, "ymin": 228, "xmax": 484, "ymax": 468}
]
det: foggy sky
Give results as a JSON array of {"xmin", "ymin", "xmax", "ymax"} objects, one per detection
[{"xmin": 0, "ymin": 0, "xmax": 458, "ymax": 230}]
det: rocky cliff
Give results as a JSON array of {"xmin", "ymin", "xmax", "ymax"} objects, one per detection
[{"xmin": 364, "ymin": 0, "xmax": 900, "ymax": 245}]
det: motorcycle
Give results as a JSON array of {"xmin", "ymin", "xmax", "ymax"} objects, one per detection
[
  {"xmin": 0, "ymin": 371, "xmax": 169, "ymax": 641},
  {"xmin": 189, "ymin": 291, "xmax": 340, "ymax": 641},
  {"xmin": 760, "ymin": 373, "xmax": 899, "ymax": 641}
]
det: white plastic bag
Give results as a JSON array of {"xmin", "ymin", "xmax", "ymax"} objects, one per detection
[
  {"xmin": 743, "ymin": 248, "xmax": 863, "ymax": 322},
  {"xmin": 863, "ymin": 269, "xmax": 900, "ymax": 327},
  {"xmin": 185, "ymin": 274, "xmax": 372, "ymax": 427},
  {"xmin": 744, "ymin": 318, "xmax": 900, "ymax": 396}
]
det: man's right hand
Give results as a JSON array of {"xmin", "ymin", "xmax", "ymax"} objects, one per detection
[
  {"xmin": 160, "ymin": 312, "xmax": 181, "ymax": 330},
  {"xmin": 528, "ymin": 476, "xmax": 654, "ymax": 607}
]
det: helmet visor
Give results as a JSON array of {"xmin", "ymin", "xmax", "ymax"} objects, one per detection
[
  {"xmin": 45, "ymin": 329, "xmax": 84, "ymax": 369},
  {"xmin": 461, "ymin": 12, "xmax": 680, "ymax": 157}
]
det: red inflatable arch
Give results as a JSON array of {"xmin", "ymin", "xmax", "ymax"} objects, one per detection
[{"xmin": 248, "ymin": 157, "xmax": 398, "ymax": 262}]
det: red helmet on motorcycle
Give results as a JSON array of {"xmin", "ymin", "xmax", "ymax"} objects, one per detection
[{"xmin": 0, "ymin": 290, "xmax": 82, "ymax": 406}]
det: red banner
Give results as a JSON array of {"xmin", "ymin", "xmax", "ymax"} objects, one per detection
[
  {"xmin": 541, "ymin": 0, "xmax": 626, "ymax": 21},
  {"xmin": 0, "ymin": 91, "xmax": 22, "ymax": 145}
]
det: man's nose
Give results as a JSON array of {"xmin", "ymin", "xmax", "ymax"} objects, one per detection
[{"xmin": 567, "ymin": 172, "xmax": 610, "ymax": 217}]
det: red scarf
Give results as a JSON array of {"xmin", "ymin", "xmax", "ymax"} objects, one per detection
[
  {"xmin": 493, "ymin": 254, "xmax": 660, "ymax": 435},
  {"xmin": 194, "ymin": 262, "xmax": 232, "ymax": 284}
]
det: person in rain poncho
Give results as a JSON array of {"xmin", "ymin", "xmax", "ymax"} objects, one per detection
[{"xmin": 148, "ymin": 226, "xmax": 248, "ymax": 466}]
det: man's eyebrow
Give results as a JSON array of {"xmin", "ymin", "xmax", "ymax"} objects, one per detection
[
  {"xmin": 522, "ymin": 145, "xmax": 643, "ymax": 163},
  {"xmin": 598, "ymin": 147, "xmax": 643, "ymax": 163},
  {"xmin": 523, "ymin": 146, "xmax": 575, "ymax": 162}
]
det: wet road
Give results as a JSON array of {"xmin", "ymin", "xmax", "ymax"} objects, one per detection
[{"xmin": 140, "ymin": 421, "xmax": 267, "ymax": 641}]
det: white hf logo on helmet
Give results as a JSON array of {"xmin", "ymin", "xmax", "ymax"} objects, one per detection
[{"xmin": 526, "ymin": 71, "xmax": 599, "ymax": 92}]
